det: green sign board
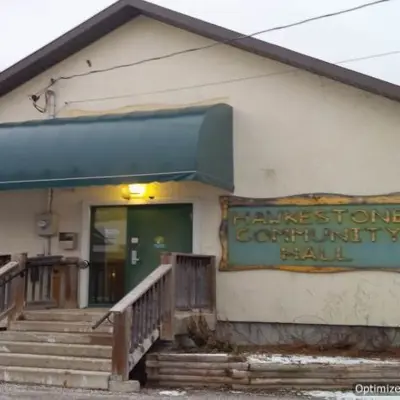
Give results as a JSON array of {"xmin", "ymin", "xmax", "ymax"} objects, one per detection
[{"xmin": 219, "ymin": 194, "xmax": 400, "ymax": 272}]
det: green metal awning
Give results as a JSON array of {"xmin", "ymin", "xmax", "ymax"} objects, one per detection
[{"xmin": 0, "ymin": 104, "xmax": 233, "ymax": 191}]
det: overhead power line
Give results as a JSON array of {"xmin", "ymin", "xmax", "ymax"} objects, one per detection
[
  {"xmin": 336, "ymin": 49, "xmax": 400, "ymax": 64},
  {"xmin": 61, "ymin": 49, "xmax": 400, "ymax": 110},
  {"xmin": 31, "ymin": 0, "xmax": 392, "ymax": 98}
]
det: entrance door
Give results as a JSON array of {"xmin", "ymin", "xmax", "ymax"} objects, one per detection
[
  {"xmin": 89, "ymin": 204, "xmax": 193, "ymax": 305},
  {"xmin": 126, "ymin": 204, "xmax": 193, "ymax": 292}
]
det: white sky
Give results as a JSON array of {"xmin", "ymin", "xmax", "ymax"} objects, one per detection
[{"xmin": 1, "ymin": 0, "xmax": 399, "ymax": 84}]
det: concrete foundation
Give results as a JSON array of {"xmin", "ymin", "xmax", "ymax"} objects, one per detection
[
  {"xmin": 108, "ymin": 379, "xmax": 140, "ymax": 393},
  {"xmin": 217, "ymin": 321, "xmax": 400, "ymax": 351}
]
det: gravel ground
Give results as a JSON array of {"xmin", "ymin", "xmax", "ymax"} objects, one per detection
[{"xmin": 0, "ymin": 385, "xmax": 306, "ymax": 400}]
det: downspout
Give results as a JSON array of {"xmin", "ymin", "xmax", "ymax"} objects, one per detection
[{"xmin": 45, "ymin": 90, "xmax": 56, "ymax": 256}]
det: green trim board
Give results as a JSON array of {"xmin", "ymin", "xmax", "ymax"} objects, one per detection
[
  {"xmin": 219, "ymin": 193, "xmax": 400, "ymax": 273},
  {"xmin": 0, "ymin": 104, "xmax": 233, "ymax": 191}
]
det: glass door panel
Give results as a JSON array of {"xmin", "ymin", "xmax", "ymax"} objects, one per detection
[{"xmin": 89, "ymin": 206, "xmax": 127, "ymax": 305}]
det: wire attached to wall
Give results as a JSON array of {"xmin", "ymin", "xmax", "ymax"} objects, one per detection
[
  {"xmin": 58, "ymin": 49, "xmax": 400, "ymax": 111},
  {"xmin": 29, "ymin": 0, "xmax": 393, "ymax": 105},
  {"xmin": 30, "ymin": 92, "xmax": 48, "ymax": 114},
  {"xmin": 30, "ymin": 79, "xmax": 57, "ymax": 113}
]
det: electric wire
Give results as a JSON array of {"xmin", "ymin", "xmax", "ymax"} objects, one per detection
[
  {"xmin": 62, "ymin": 50, "xmax": 400, "ymax": 108},
  {"xmin": 335, "ymin": 49, "xmax": 400, "ymax": 65},
  {"xmin": 30, "ymin": 0, "xmax": 393, "ymax": 100}
]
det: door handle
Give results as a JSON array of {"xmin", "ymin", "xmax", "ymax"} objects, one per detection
[{"xmin": 131, "ymin": 250, "xmax": 140, "ymax": 265}]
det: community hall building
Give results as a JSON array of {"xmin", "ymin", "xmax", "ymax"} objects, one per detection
[{"xmin": 1, "ymin": 0, "xmax": 400, "ymax": 354}]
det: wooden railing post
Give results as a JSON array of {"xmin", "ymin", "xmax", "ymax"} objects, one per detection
[
  {"xmin": 8, "ymin": 253, "xmax": 26, "ymax": 325},
  {"xmin": 15, "ymin": 253, "xmax": 26, "ymax": 313},
  {"xmin": 209, "ymin": 256, "xmax": 217, "ymax": 312},
  {"xmin": 160, "ymin": 252, "xmax": 171, "ymax": 265},
  {"xmin": 63, "ymin": 264, "xmax": 78, "ymax": 309},
  {"xmin": 92, "ymin": 263, "xmax": 175, "ymax": 375},
  {"xmin": 160, "ymin": 254, "xmax": 176, "ymax": 340},
  {"xmin": 111, "ymin": 307, "xmax": 132, "ymax": 381}
]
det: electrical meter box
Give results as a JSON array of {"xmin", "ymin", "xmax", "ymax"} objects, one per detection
[
  {"xmin": 35, "ymin": 213, "xmax": 59, "ymax": 237},
  {"xmin": 59, "ymin": 232, "xmax": 78, "ymax": 251}
]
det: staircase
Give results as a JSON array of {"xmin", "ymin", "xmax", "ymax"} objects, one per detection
[
  {"xmin": 0, "ymin": 252, "xmax": 216, "ymax": 391},
  {"xmin": 0, "ymin": 309, "xmax": 113, "ymax": 389}
]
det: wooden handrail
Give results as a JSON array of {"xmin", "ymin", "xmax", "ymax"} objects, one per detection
[
  {"xmin": 92, "ymin": 263, "xmax": 172, "ymax": 329},
  {"xmin": 0, "ymin": 253, "xmax": 88, "ymax": 329},
  {"xmin": 0, "ymin": 254, "xmax": 26, "ymax": 326},
  {"xmin": 0, "ymin": 261, "xmax": 19, "ymax": 278},
  {"xmin": 26, "ymin": 256, "xmax": 89, "ymax": 267},
  {"xmin": 1, "ymin": 254, "xmax": 86, "ymax": 316},
  {"xmin": 92, "ymin": 252, "xmax": 216, "ymax": 382},
  {"xmin": 0, "ymin": 260, "xmax": 20, "ymax": 322},
  {"xmin": 110, "ymin": 264, "xmax": 172, "ymax": 314},
  {"xmin": 92, "ymin": 262, "xmax": 176, "ymax": 381}
]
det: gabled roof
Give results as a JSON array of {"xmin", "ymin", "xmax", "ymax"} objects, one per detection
[{"xmin": 1, "ymin": 0, "xmax": 400, "ymax": 101}]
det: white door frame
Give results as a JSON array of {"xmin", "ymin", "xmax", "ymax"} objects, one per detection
[{"xmin": 79, "ymin": 197, "xmax": 204, "ymax": 308}]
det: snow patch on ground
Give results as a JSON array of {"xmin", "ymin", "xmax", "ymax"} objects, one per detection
[
  {"xmin": 159, "ymin": 390, "xmax": 187, "ymax": 396},
  {"xmin": 304, "ymin": 391, "xmax": 394, "ymax": 399},
  {"xmin": 247, "ymin": 353, "xmax": 400, "ymax": 365},
  {"xmin": 304, "ymin": 391, "xmax": 356, "ymax": 399}
]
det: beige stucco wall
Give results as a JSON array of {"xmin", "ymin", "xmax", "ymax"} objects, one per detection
[{"xmin": 1, "ymin": 16, "xmax": 400, "ymax": 327}]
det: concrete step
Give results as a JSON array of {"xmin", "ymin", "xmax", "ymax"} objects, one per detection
[
  {"xmin": 0, "ymin": 365, "xmax": 110, "ymax": 390},
  {"xmin": 24, "ymin": 308, "xmax": 110, "ymax": 313},
  {"xmin": 22, "ymin": 309, "xmax": 112, "ymax": 323},
  {"xmin": 10, "ymin": 320, "xmax": 113, "ymax": 334},
  {"xmin": 0, "ymin": 353, "xmax": 111, "ymax": 372},
  {"xmin": 0, "ymin": 341, "xmax": 112, "ymax": 358},
  {"xmin": 0, "ymin": 330, "xmax": 112, "ymax": 345}
]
